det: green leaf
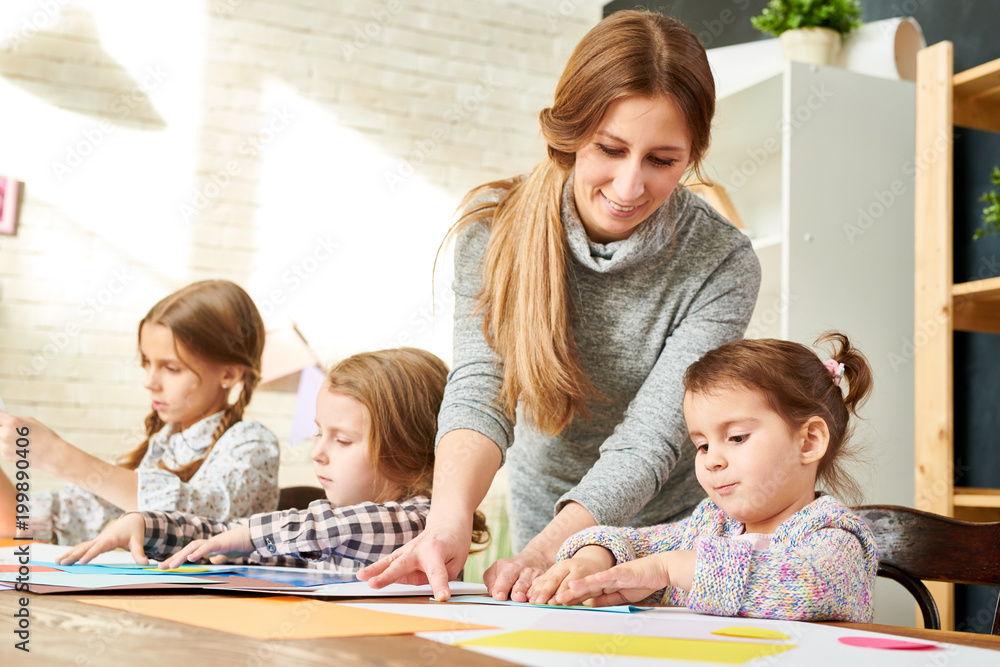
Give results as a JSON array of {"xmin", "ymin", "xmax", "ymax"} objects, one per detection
[{"xmin": 750, "ymin": 0, "xmax": 863, "ymax": 37}]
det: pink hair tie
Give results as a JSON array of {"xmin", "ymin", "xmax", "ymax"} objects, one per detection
[{"xmin": 824, "ymin": 359, "xmax": 845, "ymax": 387}]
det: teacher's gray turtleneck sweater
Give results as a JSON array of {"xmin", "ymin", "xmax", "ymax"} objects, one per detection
[{"xmin": 438, "ymin": 173, "xmax": 761, "ymax": 551}]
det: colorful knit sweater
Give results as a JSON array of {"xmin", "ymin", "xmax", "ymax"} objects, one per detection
[{"xmin": 557, "ymin": 495, "xmax": 878, "ymax": 622}]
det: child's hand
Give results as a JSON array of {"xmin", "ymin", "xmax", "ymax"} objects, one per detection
[
  {"xmin": 526, "ymin": 546, "xmax": 615, "ymax": 605},
  {"xmin": 0, "ymin": 413, "xmax": 69, "ymax": 475},
  {"xmin": 162, "ymin": 524, "xmax": 253, "ymax": 569},
  {"xmin": 57, "ymin": 514, "xmax": 149, "ymax": 565},
  {"xmin": 555, "ymin": 551, "xmax": 686, "ymax": 607}
]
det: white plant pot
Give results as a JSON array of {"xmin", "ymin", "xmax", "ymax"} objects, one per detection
[{"xmin": 779, "ymin": 27, "xmax": 842, "ymax": 66}]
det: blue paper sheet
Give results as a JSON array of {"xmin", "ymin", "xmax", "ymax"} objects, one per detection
[
  {"xmin": 33, "ymin": 561, "xmax": 245, "ymax": 576},
  {"xmin": 208, "ymin": 566, "xmax": 357, "ymax": 588},
  {"xmin": 0, "ymin": 572, "xmax": 218, "ymax": 588}
]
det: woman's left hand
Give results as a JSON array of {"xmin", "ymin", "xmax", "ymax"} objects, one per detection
[{"xmin": 483, "ymin": 548, "xmax": 551, "ymax": 602}]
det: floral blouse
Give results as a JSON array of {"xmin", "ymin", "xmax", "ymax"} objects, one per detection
[{"xmin": 31, "ymin": 412, "xmax": 280, "ymax": 545}]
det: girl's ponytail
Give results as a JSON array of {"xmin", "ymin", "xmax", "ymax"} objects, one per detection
[{"xmin": 818, "ymin": 331, "xmax": 873, "ymax": 418}]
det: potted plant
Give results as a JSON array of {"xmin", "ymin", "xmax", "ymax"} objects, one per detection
[
  {"xmin": 751, "ymin": 0, "xmax": 864, "ymax": 66},
  {"xmin": 972, "ymin": 166, "xmax": 1000, "ymax": 241}
]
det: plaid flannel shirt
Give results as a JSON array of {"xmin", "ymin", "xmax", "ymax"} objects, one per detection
[{"xmin": 140, "ymin": 495, "xmax": 430, "ymax": 573}]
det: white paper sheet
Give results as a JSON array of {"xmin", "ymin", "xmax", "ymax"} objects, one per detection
[
  {"xmin": 0, "ymin": 543, "xmax": 137, "ymax": 566},
  {"xmin": 255, "ymin": 581, "xmax": 488, "ymax": 597}
]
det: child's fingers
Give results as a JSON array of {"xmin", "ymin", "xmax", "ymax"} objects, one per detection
[
  {"xmin": 562, "ymin": 573, "xmax": 612, "ymax": 602},
  {"xmin": 526, "ymin": 570, "xmax": 562, "ymax": 605},
  {"xmin": 127, "ymin": 532, "xmax": 149, "ymax": 565},
  {"xmin": 56, "ymin": 542, "xmax": 90, "ymax": 565},
  {"xmin": 163, "ymin": 542, "xmax": 202, "ymax": 569},
  {"xmin": 74, "ymin": 540, "xmax": 116, "ymax": 565}
]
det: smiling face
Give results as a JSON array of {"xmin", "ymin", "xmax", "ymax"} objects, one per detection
[
  {"xmin": 311, "ymin": 386, "xmax": 398, "ymax": 507},
  {"xmin": 572, "ymin": 94, "xmax": 692, "ymax": 244},
  {"xmin": 139, "ymin": 322, "xmax": 235, "ymax": 431},
  {"xmin": 684, "ymin": 386, "xmax": 827, "ymax": 534}
]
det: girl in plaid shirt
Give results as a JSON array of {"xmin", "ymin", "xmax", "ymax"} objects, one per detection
[
  {"xmin": 60, "ymin": 348, "xmax": 489, "ymax": 573},
  {"xmin": 529, "ymin": 333, "xmax": 879, "ymax": 622}
]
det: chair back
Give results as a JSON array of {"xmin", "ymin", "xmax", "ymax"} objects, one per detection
[
  {"xmin": 278, "ymin": 485, "xmax": 326, "ymax": 510},
  {"xmin": 855, "ymin": 504, "xmax": 1000, "ymax": 635}
]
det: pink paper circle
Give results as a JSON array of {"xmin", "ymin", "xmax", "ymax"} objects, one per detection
[{"xmin": 838, "ymin": 636, "xmax": 940, "ymax": 650}]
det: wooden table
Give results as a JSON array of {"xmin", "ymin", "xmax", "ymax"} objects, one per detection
[{"xmin": 2, "ymin": 591, "xmax": 997, "ymax": 666}]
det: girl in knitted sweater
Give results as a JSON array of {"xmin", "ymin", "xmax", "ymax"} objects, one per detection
[{"xmin": 529, "ymin": 332, "xmax": 879, "ymax": 622}]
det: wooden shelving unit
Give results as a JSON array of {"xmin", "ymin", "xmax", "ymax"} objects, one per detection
[{"xmin": 914, "ymin": 41, "xmax": 1000, "ymax": 630}]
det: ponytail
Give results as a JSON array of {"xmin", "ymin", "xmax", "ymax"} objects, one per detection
[
  {"xmin": 817, "ymin": 331, "xmax": 873, "ymax": 418},
  {"xmin": 440, "ymin": 157, "xmax": 599, "ymax": 435}
]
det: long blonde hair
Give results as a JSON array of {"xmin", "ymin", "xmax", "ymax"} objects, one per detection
[
  {"xmin": 442, "ymin": 11, "xmax": 715, "ymax": 434},
  {"xmin": 326, "ymin": 348, "xmax": 489, "ymax": 549},
  {"xmin": 119, "ymin": 280, "xmax": 265, "ymax": 482}
]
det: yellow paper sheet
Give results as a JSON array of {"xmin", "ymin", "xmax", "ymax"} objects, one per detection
[
  {"xmin": 80, "ymin": 597, "xmax": 495, "ymax": 639},
  {"xmin": 458, "ymin": 630, "xmax": 796, "ymax": 663},
  {"xmin": 712, "ymin": 626, "xmax": 791, "ymax": 640}
]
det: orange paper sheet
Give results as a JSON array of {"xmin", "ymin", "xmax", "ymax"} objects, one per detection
[
  {"xmin": 79, "ymin": 596, "xmax": 495, "ymax": 639},
  {"xmin": 458, "ymin": 630, "xmax": 796, "ymax": 663}
]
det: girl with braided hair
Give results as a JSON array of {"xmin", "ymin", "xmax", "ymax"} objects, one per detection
[{"xmin": 0, "ymin": 280, "xmax": 279, "ymax": 544}]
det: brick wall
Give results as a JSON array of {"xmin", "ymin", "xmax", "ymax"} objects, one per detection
[{"xmin": 0, "ymin": 0, "xmax": 603, "ymax": 496}]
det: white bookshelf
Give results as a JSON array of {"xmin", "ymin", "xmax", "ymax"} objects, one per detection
[{"xmin": 702, "ymin": 60, "xmax": 918, "ymax": 626}]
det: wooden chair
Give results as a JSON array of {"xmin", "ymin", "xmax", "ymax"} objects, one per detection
[
  {"xmin": 277, "ymin": 485, "xmax": 325, "ymax": 510},
  {"xmin": 855, "ymin": 505, "xmax": 1000, "ymax": 634}
]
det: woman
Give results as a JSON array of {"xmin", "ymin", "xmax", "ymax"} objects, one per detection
[{"xmin": 360, "ymin": 10, "xmax": 760, "ymax": 601}]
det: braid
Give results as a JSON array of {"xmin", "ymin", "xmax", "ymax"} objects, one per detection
[
  {"xmin": 118, "ymin": 410, "xmax": 166, "ymax": 470},
  {"xmin": 172, "ymin": 380, "xmax": 255, "ymax": 483}
]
